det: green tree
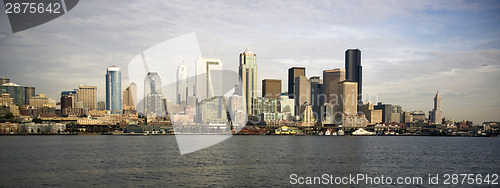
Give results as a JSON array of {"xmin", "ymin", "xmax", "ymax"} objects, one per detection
[{"xmin": 4, "ymin": 113, "xmax": 14, "ymax": 119}]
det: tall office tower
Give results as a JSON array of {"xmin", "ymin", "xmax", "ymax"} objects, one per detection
[
  {"xmin": 1, "ymin": 83, "xmax": 25, "ymax": 105},
  {"xmin": 338, "ymin": 81, "xmax": 358, "ymax": 115},
  {"xmin": 288, "ymin": 67, "xmax": 305, "ymax": 99},
  {"xmin": 345, "ymin": 49, "xmax": 362, "ymax": 103},
  {"xmin": 195, "ymin": 58, "xmax": 223, "ymax": 101},
  {"xmin": 97, "ymin": 101, "xmax": 105, "ymax": 111},
  {"xmin": 262, "ymin": 79, "xmax": 281, "ymax": 99},
  {"xmin": 78, "ymin": 85, "xmax": 97, "ymax": 110},
  {"xmin": 144, "ymin": 72, "xmax": 165, "ymax": 118},
  {"xmin": 61, "ymin": 90, "xmax": 78, "ymax": 109},
  {"xmin": 106, "ymin": 66, "xmax": 122, "ymax": 114},
  {"xmin": 0, "ymin": 77, "xmax": 10, "ymax": 85},
  {"xmin": 239, "ymin": 48, "xmax": 257, "ymax": 115},
  {"xmin": 430, "ymin": 91, "xmax": 442, "ymax": 124},
  {"xmin": 123, "ymin": 82, "xmax": 137, "ymax": 108},
  {"xmin": 310, "ymin": 76, "xmax": 324, "ymax": 124},
  {"xmin": 294, "ymin": 76, "xmax": 310, "ymax": 116},
  {"xmin": 176, "ymin": 66, "xmax": 188, "ymax": 105},
  {"xmin": 323, "ymin": 69, "xmax": 345, "ymax": 105},
  {"xmin": 24, "ymin": 86, "xmax": 35, "ymax": 105}
]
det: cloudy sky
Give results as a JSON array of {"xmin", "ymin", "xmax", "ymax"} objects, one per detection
[{"xmin": 0, "ymin": 0, "xmax": 499, "ymax": 123}]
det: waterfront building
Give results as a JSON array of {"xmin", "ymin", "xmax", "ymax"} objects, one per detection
[
  {"xmin": 345, "ymin": 49, "xmax": 362, "ymax": 103},
  {"xmin": 429, "ymin": 91, "xmax": 443, "ymax": 124},
  {"xmin": 144, "ymin": 72, "xmax": 165, "ymax": 118},
  {"xmin": 294, "ymin": 76, "xmax": 310, "ymax": 116},
  {"xmin": 299, "ymin": 103, "xmax": 315, "ymax": 127},
  {"xmin": 262, "ymin": 79, "xmax": 281, "ymax": 99},
  {"xmin": 239, "ymin": 48, "xmax": 257, "ymax": 115},
  {"xmin": 195, "ymin": 58, "xmax": 223, "ymax": 101},
  {"xmin": 105, "ymin": 66, "xmax": 122, "ymax": 114},
  {"xmin": 176, "ymin": 66, "xmax": 188, "ymax": 105},
  {"xmin": 288, "ymin": 67, "xmax": 305, "ymax": 99}
]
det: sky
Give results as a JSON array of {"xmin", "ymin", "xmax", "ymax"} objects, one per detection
[{"xmin": 0, "ymin": 0, "xmax": 499, "ymax": 123}]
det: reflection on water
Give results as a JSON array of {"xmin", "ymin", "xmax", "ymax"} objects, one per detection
[{"xmin": 0, "ymin": 136, "xmax": 498, "ymax": 187}]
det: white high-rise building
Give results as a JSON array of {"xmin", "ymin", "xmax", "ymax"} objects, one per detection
[
  {"xmin": 195, "ymin": 58, "xmax": 223, "ymax": 101},
  {"xmin": 176, "ymin": 66, "xmax": 188, "ymax": 105}
]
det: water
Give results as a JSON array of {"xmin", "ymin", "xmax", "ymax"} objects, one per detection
[{"xmin": 0, "ymin": 136, "xmax": 499, "ymax": 187}]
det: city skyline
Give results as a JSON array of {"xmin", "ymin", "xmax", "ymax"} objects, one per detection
[{"xmin": 0, "ymin": 1, "xmax": 499, "ymax": 123}]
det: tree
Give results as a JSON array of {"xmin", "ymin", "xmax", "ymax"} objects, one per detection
[
  {"xmin": 32, "ymin": 117, "xmax": 43, "ymax": 123},
  {"xmin": 4, "ymin": 113, "xmax": 14, "ymax": 119}
]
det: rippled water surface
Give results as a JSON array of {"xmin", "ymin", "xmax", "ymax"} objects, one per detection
[{"xmin": 0, "ymin": 136, "xmax": 499, "ymax": 187}]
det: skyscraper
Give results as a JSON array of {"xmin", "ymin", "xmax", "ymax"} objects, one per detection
[
  {"xmin": 288, "ymin": 67, "xmax": 305, "ymax": 99},
  {"xmin": 195, "ymin": 58, "xmax": 223, "ymax": 101},
  {"xmin": 430, "ymin": 91, "xmax": 442, "ymax": 124},
  {"xmin": 78, "ymin": 85, "xmax": 97, "ymax": 110},
  {"xmin": 294, "ymin": 76, "xmax": 310, "ymax": 116},
  {"xmin": 1, "ymin": 83, "xmax": 25, "ymax": 105},
  {"xmin": 106, "ymin": 66, "xmax": 122, "ymax": 114},
  {"xmin": 24, "ymin": 86, "xmax": 35, "ymax": 105},
  {"xmin": 310, "ymin": 76, "xmax": 323, "ymax": 124},
  {"xmin": 262, "ymin": 79, "xmax": 281, "ymax": 99},
  {"xmin": 175, "ymin": 66, "xmax": 188, "ymax": 104},
  {"xmin": 323, "ymin": 69, "xmax": 345, "ymax": 104},
  {"xmin": 176, "ymin": 66, "xmax": 188, "ymax": 105},
  {"xmin": 345, "ymin": 49, "xmax": 362, "ymax": 103},
  {"xmin": 123, "ymin": 82, "xmax": 137, "ymax": 110},
  {"xmin": 338, "ymin": 81, "xmax": 358, "ymax": 115},
  {"xmin": 144, "ymin": 72, "xmax": 165, "ymax": 118},
  {"xmin": 239, "ymin": 48, "xmax": 257, "ymax": 115}
]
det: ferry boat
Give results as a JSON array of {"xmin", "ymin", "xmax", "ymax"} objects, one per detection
[
  {"xmin": 352, "ymin": 128, "xmax": 376, "ymax": 136},
  {"xmin": 275, "ymin": 126, "xmax": 297, "ymax": 135}
]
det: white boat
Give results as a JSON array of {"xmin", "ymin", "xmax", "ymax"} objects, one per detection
[
  {"xmin": 325, "ymin": 130, "xmax": 331, "ymax": 136},
  {"xmin": 337, "ymin": 130, "xmax": 345, "ymax": 136},
  {"xmin": 352, "ymin": 128, "xmax": 376, "ymax": 136}
]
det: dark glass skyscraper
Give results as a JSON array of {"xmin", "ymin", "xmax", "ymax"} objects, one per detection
[
  {"xmin": 345, "ymin": 49, "xmax": 362, "ymax": 103},
  {"xmin": 288, "ymin": 67, "xmax": 305, "ymax": 99}
]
